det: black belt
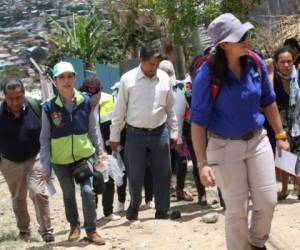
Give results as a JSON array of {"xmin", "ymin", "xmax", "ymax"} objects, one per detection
[
  {"xmin": 209, "ymin": 129, "xmax": 261, "ymax": 141},
  {"xmin": 127, "ymin": 123, "xmax": 165, "ymax": 132}
]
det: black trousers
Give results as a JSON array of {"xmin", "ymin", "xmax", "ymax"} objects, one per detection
[
  {"xmin": 125, "ymin": 125, "xmax": 170, "ymax": 211},
  {"xmin": 175, "ymin": 151, "xmax": 188, "ymax": 190},
  {"xmin": 102, "ymin": 177, "xmax": 114, "ymax": 216},
  {"xmin": 96, "ymin": 121, "xmax": 116, "ymax": 216},
  {"xmin": 117, "ymin": 159, "xmax": 153, "ymax": 203}
]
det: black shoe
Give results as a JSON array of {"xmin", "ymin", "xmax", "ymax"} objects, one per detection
[
  {"xmin": 155, "ymin": 210, "xmax": 181, "ymax": 220},
  {"xmin": 126, "ymin": 206, "xmax": 138, "ymax": 221},
  {"xmin": 198, "ymin": 193, "xmax": 207, "ymax": 206},
  {"xmin": 250, "ymin": 244, "xmax": 267, "ymax": 250},
  {"xmin": 42, "ymin": 232, "xmax": 55, "ymax": 243},
  {"xmin": 218, "ymin": 187, "xmax": 226, "ymax": 209},
  {"xmin": 220, "ymin": 198, "xmax": 226, "ymax": 210},
  {"xmin": 170, "ymin": 186, "xmax": 176, "ymax": 197},
  {"xmin": 277, "ymin": 191, "xmax": 289, "ymax": 201},
  {"xmin": 17, "ymin": 231, "xmax": 31, "ymax": 242}
]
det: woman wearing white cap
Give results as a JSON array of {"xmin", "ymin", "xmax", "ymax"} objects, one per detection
[
  {"xmin": 191, "ymin": 13, "xmax": 289, "ymax": 250},
  {"xmin": 40, "ymin": 61, "xmax": 105, "ymax": 245}
]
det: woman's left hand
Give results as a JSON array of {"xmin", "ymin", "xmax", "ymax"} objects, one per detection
[{"xmin": 276, "ymin": 139, "xmax": 290, "ymax": 157}]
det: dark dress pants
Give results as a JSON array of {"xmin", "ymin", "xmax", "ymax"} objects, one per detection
[{"xmin": 125, "ymin": 124, "xmax": 171, "ymax": 212}]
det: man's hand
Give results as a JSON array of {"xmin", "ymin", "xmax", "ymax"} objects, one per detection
[
  {"xmin": 94, "ymin": 152, "xmax": 109, "ymax": 171},
  {"xmin": 175, "ymin": 143, "xmax": 182, "ymax": 152},
  {"xmin": 42, "ymin": 173, "xmax": 51, "ymax": 183},
  {"xmin": 110, "ymin": 141, "xmax": 120, "ymax": 152},
  {"xmin": 265, "ymin": 58, "xmax": 274, "ymax": 74},
  {"xmin": 276, "ymin": 139, "xmax": 290, "ymax": 157},
  {"xmin": 90, "ymin": 94, "xmax": 100, "ymax": 108},
  {"xmin": 199, "ymin": 165, "xmax": 216, "ymax": 187},
  {"xmin": 170, "ymin": 138, "xmax": 177, "ymax": 149}
]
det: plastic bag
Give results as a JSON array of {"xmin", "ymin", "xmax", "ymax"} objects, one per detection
[
  {"xmin": 93, "ymin": 153, "xmax": 109, "ymax": 182},
  {"xmin": 106, "ymin": 155, "xmax": 124, "ymax": 186},
  {"xmin": 94, "ymin": 153, "xmax": 124, "ymax": 186},
  {"xmin": 112, "ymin": 152, "xmax": 126, "ymax": 171}
]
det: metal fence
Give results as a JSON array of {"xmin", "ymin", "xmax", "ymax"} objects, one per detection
[{"xmin": 63, "ymin": 56, "xmax": 120, "ymax": 93}]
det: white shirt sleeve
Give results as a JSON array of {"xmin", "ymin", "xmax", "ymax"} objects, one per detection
[
  {"xmin": 109, "ymin": 78, "xmax": 128, "ymax": 142},
  {"xmin": 165, "ymin": 84, "xmax": 178, "ymax": 140},
  {"xmin": 174, "ymin": 89, "xmax": 187, "ymax": 144}
]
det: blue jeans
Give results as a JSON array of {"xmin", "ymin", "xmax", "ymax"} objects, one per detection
[
  {"xmin": 125, "ymin": 124, "xmax": 171, "ymax": 212},
  {"xmin": 52, "ymin": 158, "xmax": 96, "ymax": 233}
]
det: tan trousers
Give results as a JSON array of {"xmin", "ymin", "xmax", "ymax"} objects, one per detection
[
  {"xmin": 207, "ymin": 129, "xmax": 277, "ymax": 250},
  {"xmin": 0, "ymin": 157, "xmax": 52, "ymax": 234}
]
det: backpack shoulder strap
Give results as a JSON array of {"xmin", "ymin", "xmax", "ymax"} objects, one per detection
[
  {"xmin": 207, "ymin": 55, "xmax": 221, "ymax": 102},
  {"xmin": 248, "ymin": 50, "xmax": 262, "ymax": 77},
  {"xmin": 27, "ymin": 96, "xmax": 41, "ymax": 118}
]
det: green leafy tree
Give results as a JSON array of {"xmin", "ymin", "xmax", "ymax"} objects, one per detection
[
  {"xmin": 149, "ymin": 0, "xmax": 218, "ymax": 45},
  {"xmin": 106, "ymin": 0, "xmax": 161, "ymax": 58},
  {"xmin": 31, "ymin": 46, "xmax": 48, "ymax": 63},
  {"xmin": 220, "ymin": 0, "xmax": 261, "ymax": 22},
  {"xmin": 142, "ymin": 0, "xmax": 219, "ymax": 77},
  {"xmin": 151, "ymin": 0, "xmax": 261, "ymax": 76},
  {"xmin": 150, "ymin": 0, "xmax": 261, "ymax": 49},
  {"xmin": 44, "ymin": 4, "xmax": 121, "ymax": 69}
]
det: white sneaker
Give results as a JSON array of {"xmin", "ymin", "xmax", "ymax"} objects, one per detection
[
  {"xmin": 145, "ymin": 200, "xmax": 155, "ymax": 209},
  {"xmin": 116, "ymin": 202, "xmax": 125, "ymax": 212},
  {"xmin": 105, "ymin": 213, "xmax": 121, "ymax": 221}
]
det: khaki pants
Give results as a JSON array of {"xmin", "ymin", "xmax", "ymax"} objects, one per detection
[
  {"xmin": 0, "ymin": 157, "xmax": 52, "ymax": 235},
  {"xmin": 207, "ymin": 129, "xmax": 277, "ymax": 250}
]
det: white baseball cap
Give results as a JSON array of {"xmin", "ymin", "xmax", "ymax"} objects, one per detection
[{"xmin": 52, "ymin": 61, "xmax": 76, "ymax": 77}]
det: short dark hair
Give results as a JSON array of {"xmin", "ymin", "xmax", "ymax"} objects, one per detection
[
  {"xmin": 189, "ymin": 53, "xmax": 205, "ymax": 79},
  {"xmin": 273, "ymin": 46, "xmax": 293, "ymax": 63},
  {"xmin": 283, "ymin": 38, "xmax": 300, "ymax": 51},
  {"xmin": 79, "ymin": 77, "xmax": 102, "ymax": 94},
  {"xmin": 3, "ymin": 78, "xmax": 25, "ymax": 94},
  {"xmin": 140, "ymin": 42, "xmax": 162, "ymax": 61}
]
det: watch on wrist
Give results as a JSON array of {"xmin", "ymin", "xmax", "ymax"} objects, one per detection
[
  {"xmin": 275, "ymin": 131, "xmax": 287, "ymax": 140},
  {"xmin": 197, "ymin": 160, "xmax": 208, "ymax": 169}
]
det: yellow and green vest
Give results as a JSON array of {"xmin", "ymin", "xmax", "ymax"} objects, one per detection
[
  {"xmin": 99, "ymin": 92, "xmax": 115, "ymax": 124},
  {"xmin": 43, "ymin": 89, "xmax": 95, "ymax": 165}
]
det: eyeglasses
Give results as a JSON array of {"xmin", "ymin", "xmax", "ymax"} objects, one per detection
[{"xmin": 238, "ymin": 33, "xmax": 248, "ymax": 43}]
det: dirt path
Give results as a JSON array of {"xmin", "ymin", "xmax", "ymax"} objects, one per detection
[{"xmin": 0, "ymin": 173, "xmax": 300, "ymax": 250}]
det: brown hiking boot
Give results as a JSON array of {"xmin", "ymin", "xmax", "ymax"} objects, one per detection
[
  {"xmin": 68, "ymin": 228, "xmax": 80, "ymax": 241},
  {"xmin": 176, "ymin": 189, "xmax": 194, "ymax": 201},
  {"xmin": 86, "ymin": 232, "xmax": 105, "ymax": 245}
]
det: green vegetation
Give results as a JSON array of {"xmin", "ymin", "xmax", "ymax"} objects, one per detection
[
  {"xmin": 44, "ymin": 0, "xmax": 262, "ymax": 74},
  {"xmin": 0, "ymin": 67, "xmax": 28, "ymax": 90},
  {"xmin": 31, "ymin": 46, "xmax": 48, "ymax": 63},
  {"xmin": 43, "ymin": 4, "xmax": 120, "ymax": 70}
]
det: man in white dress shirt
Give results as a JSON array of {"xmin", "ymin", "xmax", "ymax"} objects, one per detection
[{"xmin": 109, "ymin": 43, "xmax": 178, "ymax": 220}]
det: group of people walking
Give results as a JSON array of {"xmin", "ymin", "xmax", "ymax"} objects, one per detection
[{"xmin": 0, "ymin": 12, "xmax": 299, "ymax": 250}]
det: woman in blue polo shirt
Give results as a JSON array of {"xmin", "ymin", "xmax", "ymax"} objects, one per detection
[{"xmin": 191, "ymin": 13, "xmax": 289, "ymax": 250}]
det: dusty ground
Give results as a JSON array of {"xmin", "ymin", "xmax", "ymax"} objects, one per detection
[{"xmin": 0, "ymin": 170, "xmax": 300, "ymax": 250}]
